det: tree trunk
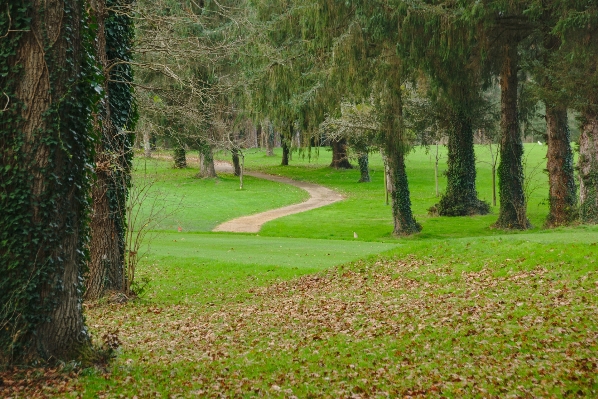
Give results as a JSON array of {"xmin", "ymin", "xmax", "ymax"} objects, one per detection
[
  {"xmin": 198, "ymin": 146, "xmax": 217, "ymax": 178},
  {"xmin": 434, "ymin": 144, "xmax": 440, "ymax": 197},
  {"xmin": 330, "ymin": 137, "xmax": 353, "ymax": 169},
  {"xmin": 143, "ymin": 130, "xmax": 152, "ymax": 157},
  {"xmin": 438, "ymin": 106, "xmax": 489, "ymax": 216},
  {"xmin": 266, "ymin": 123, "xmax": 275, "ymax": 156},
  {"xmin": 0, "ymin": 0, "xmax": 92, "ymax": 362},
  {"xmin": 173, "ymin": 146, "xmax": 187, "ymax": 168},
  {"xmin": 87, "ymin": 170, "xmax": 124, "ymax": 299},
  {"xmin": 383, "ymin": 82, "xmax": 420, "ymax": 236},
  {"xmin": 281, "ymin": 127, "xmax": 290, "ymax": 166},
  {"xmin": 256, "ymin": 124, "xmax": 262, "ymax": 148},
  {"xmin": 579, "ymin": 108, "xmax": 598, "ymax": 223},
  {"xmin": 494, "ymin": 43, "xmax": 530, "ymax": 229},
  {"xmin": 388, "ymin": 147, "xmax": 420, "ymax": 236},
  {"xmin": 86, "ymin": 0, "xmax": 133, "ymax": 300},
  {"xmin": 232, "ymin": 148, "xmax": 241, "ymax": 176},
  {"xmin": 357, "ymin": 152, "xmax": 370, "ymax": 182},
  {"xmin": 545, "ymin": 103, "xmax": 577, "ymax": 227}
]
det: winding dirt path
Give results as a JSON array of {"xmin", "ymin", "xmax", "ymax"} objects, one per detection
[{"xmin": 212, "ymin": 161, "xmax": 344, "ymax": 233}]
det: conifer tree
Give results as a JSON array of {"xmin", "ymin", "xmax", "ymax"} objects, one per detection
[
  {"xmin": 553, "ymin": 2, "xmax": 598, "ymax": 224},
  {"xmin": 398, "ymin": 4, "xmax": 490, "ymax": 216}
]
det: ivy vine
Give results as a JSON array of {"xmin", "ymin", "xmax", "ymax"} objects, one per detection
[{"xmin": 0, "ymin": 0, "xmax": 102, "ymax": 361}]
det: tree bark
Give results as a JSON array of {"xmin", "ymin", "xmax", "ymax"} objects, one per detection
[
  {"xmin": 494, "ymin": 43, "xmax": 530, "ymax": 229},
  {"xmin": 438, "ymin": 106, "xmax": 489, "ymax": 216},
  {"xmin": 232, "ymin": 148, "xmax": 241, "ymax": 176},
  {"xmin": 281, "ymin": 126, "xmax": 291, "ymax": 166},
  {"xmin": 266, "ymin": 123, "xmax": 275, "ymax": 156},
  {"xmin": 383, "ymin": 82, "xmax": 420, "ymax": 236},
  {"xmin": 330, "ymin": 137, "xmax": 353, "ymax": 169},
  {"xmin": 357, "ymin": 152, "xmax": 370, "ymax": 182},
  {"xmin": 256, "ymin": 124, "xmax": 262, "ymax": 148},
  {"xmin": 579, "ymin": 108, "xmax": 598, "ymax": 223},
  {"xmin": 173, "ymin": 146, "xmax": 187, "ymax": 168},
  {"xmin": 0, "ymin": 0, "xmax": 91, "ymax": 362},
  {"xmin": 86, "ymin": 0, "xmax": 125, "ymax": 300},
  {"xmin": 545, "ymin": 103, "xmax": 577, "ymax": 227},
  {"xmin": 198, "ymin": 146, "xmax": 217, "ymax": 178}
]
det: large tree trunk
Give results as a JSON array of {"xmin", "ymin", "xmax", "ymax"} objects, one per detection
[
  {"xmin": 0, "ymin": 0, "xmax": 92, "ymax": 362},
  {"xmin": 86, "ymin": 0, "xmax": 136, "ymax": 299},
  {"xmin": 198, "ymin": 145, "xmax": 217, "ymax": 178},
  {"xmin": 545, "ymin": 104, "xmax": 577, "ymax": 227},
  {"xmin": 494, "ymin": 43, "xmax": 530, "ymax": 229},
  {"xmin": 438, "ymin": 106, "xmax": 489, "ymax": 216},
  {"xmin": 579, "ymin": 108, "xmax": 598, "ymax": 223},
  {"xmin": 330, "ymin": 137, "xmax": 353, "ymax": 169},
  {"xmin": 173, "ymin": 146, "xmax": 187, "ymax": 168}
]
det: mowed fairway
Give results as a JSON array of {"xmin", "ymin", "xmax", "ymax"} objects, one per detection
[{"xmin": 45, "ymin": 145, "xmax": 598, "ymax": 398}]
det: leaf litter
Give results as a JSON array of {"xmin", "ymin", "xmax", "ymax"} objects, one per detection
[{"xmin": 4, "ymin": 255, "xmax": 597, "ymax": 398}]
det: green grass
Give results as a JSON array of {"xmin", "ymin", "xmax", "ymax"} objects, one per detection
[
  {"xmin": 217, "ymin": 144, "xmax": 553, "ymax": 240},
  {"xmin": 12, "ymin": 144, "xmax": 597, "ymax": 398},
  {"xmin": 138, "ymin": 233, "xmax": 397, "ymax": 305},
  {"xmin": 131, "ymin": 156, "xmax": 308, "ymax": 232}
]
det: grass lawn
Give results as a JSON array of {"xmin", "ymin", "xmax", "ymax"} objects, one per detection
[{"xmin": 7, "ymin": 145, "xmax": 597, "ymax": 398}]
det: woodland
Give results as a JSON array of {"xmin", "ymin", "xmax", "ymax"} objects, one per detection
[{"xmin": 1, "ymin": 0, "xmax": 598, "ymax": 397}]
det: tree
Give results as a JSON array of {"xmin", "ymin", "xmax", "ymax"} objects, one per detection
[
  {"xmin": 553, "ymin": 2, "xmax": 598, "ymax": 224},
  {"xmin": 1, "ymin": 0, "xmax": 98, "ymax": 362},
  {"xmin": 251, "ymin": 0, "xmax": 422, "ymax": 235},
  {"xmin": 86, "ymin": 0, "xmax": 137, "ymax": 300},
  {"xmin": 398, "ymin": 3, "xmax": 490, "ymax": 217},
  {"xmin": 319, "ymin": 102, "xmax": 381, "ymax": 182},
  {"xmin": 456, "ymin": 1, "xmax": 536, "ymax": 229}
]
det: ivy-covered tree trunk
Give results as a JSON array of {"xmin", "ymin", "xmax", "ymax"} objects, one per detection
[
  {"xmin": 438, "ymin": 107, "xmax": 489, "ymax": 216},
  {"xmin": 198, "ymin": 145, "xmax": 217, "ymax": 178},
  {"xmin": 545, "ymin": 103, "xmax": 577, "ymax": 227},
  {"xmin": 494, "ymin": 43, "xmax": 530, "ymax": 229},
  {"xmin": 86, "ymin": 0, "xmax": 136, "ymax": 300},
  {"xmin": 173, "ymin": 146, "xmax": 187, "ymax": 168},
  {"xmin": 266, "ymin": 123, "xmax": 275, "ymax": 156},
  {"xmin": 281, "ymin": 127, "xmax": 291, "ymax": 166},
  {"xmin": 579, "ymin": 108, "xmax": 598, "ymax": 223},
  {"xmin": 232, "ymin": 148, "xmax": 241, "ymax": 176},
  {"xmin": 0, "ymin": 0, "xmax": 96, "ymax": 362},
  {"xmin": 387, "ymin": 146, "xmax": 420, "ymax": 236},
  {"xmin": 330, "ymin": 138, "xmax": 353, "ymax": 169},
  {"xmin": 357, "ymin": 152, "xmax": 370, "ymax": 182},
  {"xmin": 383, "ymin": 84, "xmax": 420, "ymax": 236}
]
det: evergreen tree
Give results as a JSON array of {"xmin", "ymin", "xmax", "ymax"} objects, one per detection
[
  {"xmin": 398, "ymin": 3, "xmax": 490, "ymax": 216},
  {"xmin": 553, "ymin": 1, "xmax": 598, "ymax": 224}
]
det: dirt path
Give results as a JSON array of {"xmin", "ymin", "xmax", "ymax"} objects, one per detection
[{"xmin": 212, "ymin": 161, "xmax": 344, "ymax": 233}]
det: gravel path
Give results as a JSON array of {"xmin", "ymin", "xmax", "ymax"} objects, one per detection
[{"xmin": 212, "ymin": 162, "xmax": 344, "ymax": 233}]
